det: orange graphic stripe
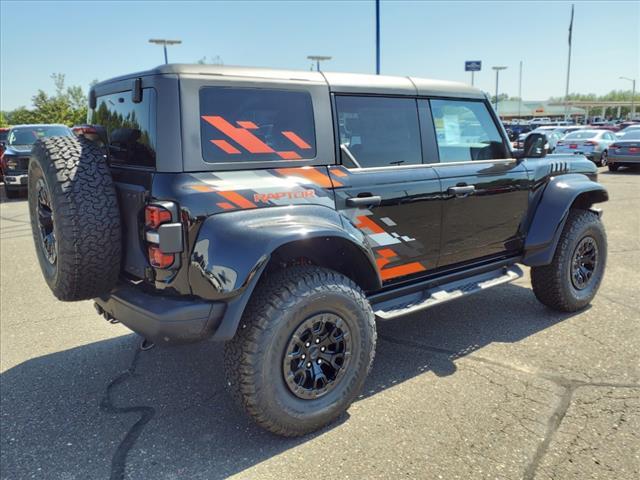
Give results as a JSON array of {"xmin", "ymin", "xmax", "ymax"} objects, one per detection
[
  {"xmin": 237, "ymin": 121, "xmax": 258, "ymax": 129},
  {"xmin": 216, "ymin": 202, "xmax": 235, "ymax": 210},
  {"xmin": 277, "ymin": 151, "xmax": 302, "ymax": 160},
  {"xmin": 190, "ymin": 185, "xmax": 216, "ymax": 192},
  {"xmin": 380, "ymin": 262, "xmax": 426, "ymax": 281},
  {"xmin": 202, "ymin": 116, "xmax": 275, "ymax": 154},
  {"xmin": 218, "ymin": 191, "xmax": 256, "ymax": 209},
  {"xmin": 377, "ymin": 248, "xmax": 397, "ymax": 258},
  {"xmin": 356, "ymin": 215, "xmax": 385, "ymax": 234},
  {"xmin": 211, "ymin": 139, "xmax": 241, "ymax": 154},
  {"xmin": 376, "ymin": 257, "xmax": 390, "ymax": 270},
  {"xmin": 278, "ymin": 167, "xmax": 340, "ymax": 188},
  {"xmin": 281, "ymin": 131, "xmax": 312, "ymax": 149},
  {"xmin": 331, "ymin": 168, "xmax": 348, "ymax": 177}
]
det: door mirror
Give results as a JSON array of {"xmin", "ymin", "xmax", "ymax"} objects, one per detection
[{"xmin": 523, "ymin": 133, "xmax": 547, "ymax": 158}]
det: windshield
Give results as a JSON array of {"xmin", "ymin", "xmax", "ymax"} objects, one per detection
[
  {"xmin": 564, "ymin": 131, "xmax": 599, "ymax": 140},
  {"xmin": 8, "ymin": 126, "xmax": 71, "ymax": 146}
]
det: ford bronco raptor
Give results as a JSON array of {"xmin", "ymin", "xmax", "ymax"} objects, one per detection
[{"xmin": 28, "ymin": 65, "xmax": 608, "ymax": 437}]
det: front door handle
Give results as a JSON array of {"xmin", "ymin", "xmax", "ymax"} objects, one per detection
[
  {"xmin": 346, "ymin": 195, "xmax": 382, "ymax": 208},
  {"xmin": 448, "ymin": 185, "xmax": 476, "ymax": 197}
]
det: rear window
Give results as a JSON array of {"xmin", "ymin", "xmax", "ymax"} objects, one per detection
[
  {"xmin": 200, "ymin": 87, "xmax": 316, "ymax": 163},
  {"xmin": 90, "ymin": 89, "xmax": 157, "ymax": 168},
  {"xmin": 564, "ymin": 131, "xmax": 598, "ymax": 140}
]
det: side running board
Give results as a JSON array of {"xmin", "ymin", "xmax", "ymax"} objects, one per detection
[{"xmin": 372, "ymin": 265, "xmax": 523, "ymax": 320}]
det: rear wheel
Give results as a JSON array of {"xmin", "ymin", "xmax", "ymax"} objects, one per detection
[
  {"xmin": 224, "ymin": 266, "xmax": 376, "ymax": 437},
  {"xmin": 608, "ymin": 163, "xmax": 620, "ymax": 172},
  {"xmin": 531, "ymin": 209, "xmax": 606, "ymax": 312},
  {"xmin": 599, "ymin": 150, "xmax": 608, "ymax": 167},
  {"xmin": 28, "ymin": 136, "xmax": 121, "ymax": 301}
]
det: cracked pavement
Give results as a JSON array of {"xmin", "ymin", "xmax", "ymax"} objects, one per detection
[{"xmin": 1, "ymin": 169, "xmax": 639, "ymax": 479}]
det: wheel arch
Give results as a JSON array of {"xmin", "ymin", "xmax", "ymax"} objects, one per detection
[{"xmin": 522, "ymin": 174, "xmax": 608, "ymax": 267}]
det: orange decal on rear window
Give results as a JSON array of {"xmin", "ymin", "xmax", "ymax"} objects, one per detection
[
  {"xmin": 202, "ymin": 116, "xmax": 275, "ymax": 154},
  {"xmin": 211, "ymin": 140, "xmax": 241, "ymax": 154},
  {"xmin": 236, "ymin": 121, "xmax": 258, "ymax": 129},
  {"xmin": 282, "ymin": 131, "xmax": 312, "ymax": 149}
]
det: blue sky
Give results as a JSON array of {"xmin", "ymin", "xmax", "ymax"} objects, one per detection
[{"xmin": 1, "ymin": 0, "xmax": 638, "ymax": 110}]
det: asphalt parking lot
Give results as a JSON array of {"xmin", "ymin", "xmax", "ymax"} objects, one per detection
[{"xmin": 1, "ymin": 169, "xmax": 638, "ymax": 480}]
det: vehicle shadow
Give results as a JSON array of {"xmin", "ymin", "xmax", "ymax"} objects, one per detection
[{"xmin": 0, "ymin": 282, "xmax": 578, "ymax": 479}]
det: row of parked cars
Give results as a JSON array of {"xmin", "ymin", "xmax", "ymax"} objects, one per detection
[{"xmin": 507, "ymin": 123, "xmax": 640, "ymax": 170}]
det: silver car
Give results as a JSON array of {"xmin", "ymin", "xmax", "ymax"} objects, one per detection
[{"xmin": 554, "ymin": 129, "xmax": 617, "ymax": 166}]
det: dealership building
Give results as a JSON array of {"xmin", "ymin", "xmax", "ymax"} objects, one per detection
[{"xmin": 495, "ymin": 100, "xmax": 586, "ymax": 120}]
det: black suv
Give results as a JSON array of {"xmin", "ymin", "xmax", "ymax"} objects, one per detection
[
  {"xmin": 2, "ymin": 124, "xmax": 73, "ymax": 198},
  {"xmin": 28, "ymin": 65, "xmax": 608, "ymax": 437}
]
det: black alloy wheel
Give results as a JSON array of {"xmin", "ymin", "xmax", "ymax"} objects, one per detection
[
  {"xmin": 283, "ymin": 313, "xmax": 352, "ymax": 400},
  {"xmin": 36, "ymin": 178, "xmax": 56, "ymax": 265},
  {"xmin": 570, "ymin": 236, "xmax": 598, "ymax": 290}
]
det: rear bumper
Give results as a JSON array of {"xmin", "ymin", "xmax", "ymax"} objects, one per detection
[
  {"xmin": 608, "ymin": 154, "xmax": 640, "ymax": 164},
  {"xmin": 95, "ymin": 283, "xmax": 226, "ymax": 345}
]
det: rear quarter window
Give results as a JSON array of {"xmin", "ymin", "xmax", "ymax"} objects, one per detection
[
  {"xmin": 199, "ymin": 87, "xmax": 316, "ymax": 163},
  {"xmin": 90, "ymin": 89, "xmax": 157, "ymax": 168}
]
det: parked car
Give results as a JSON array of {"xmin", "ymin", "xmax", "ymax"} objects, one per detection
[
  {"xmin": 503, "ymin": 123, "xmax": 531, "ymax": 141},
  {"xmin": 1, "ymin": 124, "xmax": 74, "ymax": 198},
  {"xmin": 608, "ymin": 129, "xmax": 640, "ymax": 171},
  {"xmin": 615, "ymin": 124, "xmax": 640, "ymax": 138},
  {"xmin": 554, "ymin": 129, "xmax": 617, "ymax": 166},
  {"xmin": 28, "ymin": 64, "xmax": 608, "ymax": 437}
]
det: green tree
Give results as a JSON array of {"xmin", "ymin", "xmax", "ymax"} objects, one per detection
[{"xmin": 2, "ymin": 73, "xmax": 88, "ymax": 126}]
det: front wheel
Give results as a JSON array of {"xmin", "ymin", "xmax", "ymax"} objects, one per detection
[
  {"xmin": 224, "ymin": 266, "xmax": 376, "ymax": 437},
  {"xmin": 531, "ymin": 209, "xmax": 606, "ymax": 312}
]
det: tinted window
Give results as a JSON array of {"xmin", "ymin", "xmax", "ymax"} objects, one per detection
[
  {"xmin": 90, "ymin": 89, "xmax": 157, "ymax": 168},
  {"xmin": 200, "ymin": 87, "xmax": 316, "ymax": 163},
  {"xmin": 564, "ymin": 131, "xmax": 598, "ymax": 140},
  {"xmin": 8, "ymin": 126, "xmax": 72, "ymax": 146},
  {"xmin": 622, "ymin": 130, "xmax": 640, "ymax": 140},
  {"xmin": 430, "ymin": 99, "xmax": 507, "ymax": 162},
  {"xmin": 336, "ymin": 96, "xmax": 422, "ymax": 168}
]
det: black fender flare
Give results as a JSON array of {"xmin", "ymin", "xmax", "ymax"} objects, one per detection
[
  {"xmin": 188, "ymin": 205, "xmax": 380, "ymax": 341},
  {"xmin": 522, "ymin": 174, "xmax": 608, "ymax": 266}
]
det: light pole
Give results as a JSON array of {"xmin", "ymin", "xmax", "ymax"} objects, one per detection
[
  {"xmin": 149, "ymin": 39, "xmax": 182, "ymax": 64},
  {"xmin": 307, "ymin": 55, "xmax": 332, "ymax": 72},
  {"xmin": 492, "ymin": 66, "xmax": 507, "ymax": 114},
  {"xmin": 518, "ymin": 60, "xmax": 523, "ymax": 119},
  {"xmin": 619, "ymin": 76, "xmax": 636, "ymax": 119},
  {"xmin": 375, "ymin": 0, "xmax": 380, "ymax": 74}
]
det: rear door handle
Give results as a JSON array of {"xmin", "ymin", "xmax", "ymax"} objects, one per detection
[
  {"xmin": 447, "ymin": 185, "xmax": 476, "ymax": 197},
  {"xmin": 346, "ymin": 195, "xmax": 382, "ymax": 208}
]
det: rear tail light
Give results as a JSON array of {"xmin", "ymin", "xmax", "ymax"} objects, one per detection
[
  {"xmin": 145, "ymin": 205, "xmax": 173, "ymax": 229},
  {"xmin": 148, "ymin": 245, "xmax": 175, "ymax": 268},
  {"xmin": 585, "ymin": 141, "xmax": 598, "ymax": 146},
  {"xmin": 144, "ymin": 203, "xmax": 181, "ymax": 269}
]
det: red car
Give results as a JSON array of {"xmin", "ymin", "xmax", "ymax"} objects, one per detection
[{"xmin": 0, "ymin": 127, "xmax": 10, "ymax": 181}]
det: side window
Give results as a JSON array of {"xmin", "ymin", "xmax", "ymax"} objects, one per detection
[
  {"xmin": 199, "ymin": 87, "xmax": 316, "ymax": 163},
  {"xmin": 336, "ymin": 96, "xmax": 422, "ymax": 168},
  {"xmin": 90, "ymin": 89, "xmax": 157, "ymax": 168},
  {"xmin": 430, "ymin": 99, "xmax": 508, "ymax": 162}
]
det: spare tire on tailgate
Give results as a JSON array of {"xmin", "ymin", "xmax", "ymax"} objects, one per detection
[{"xmin": 28, "ymin": 136, "xmax": 121, "ymax": 301}]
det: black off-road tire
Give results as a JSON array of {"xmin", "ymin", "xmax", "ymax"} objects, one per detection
[
  {"xmin": 531, "ymin": 209, "xmax": 606, "ymax": 312},
  {"xmin": 224, "ymin": 266, "xmax": 376, "ymax": 437},
  {"xmin": 28, "ymin": 136, "xmax": 121, "ymax": 301}
]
